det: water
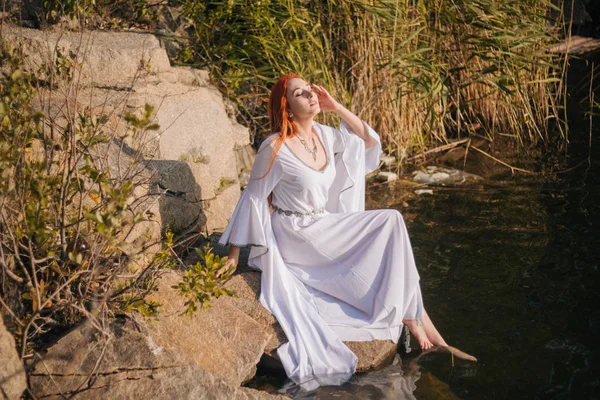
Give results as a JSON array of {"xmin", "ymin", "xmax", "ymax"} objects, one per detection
[{"xmin": 367, "ymin": 171, "xmax": 598, "ymax": 399}]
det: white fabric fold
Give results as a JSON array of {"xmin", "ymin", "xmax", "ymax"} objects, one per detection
[
  {"xmin": 218, "ymin": 191, "xmax": 269, "ymax": 259},
  {"xmin": 326, "ymin": 119, "xmax": 383, "ymax": 214}
]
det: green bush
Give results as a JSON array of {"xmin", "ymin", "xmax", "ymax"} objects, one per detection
[{"xmin": 0, "ymin": 38, "xmax": 235, "ymax": 358}]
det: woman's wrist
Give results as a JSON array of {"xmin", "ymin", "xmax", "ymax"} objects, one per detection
[{"xmin": 331, "ymin": 102, "xmax": 344, "ymax": 114}]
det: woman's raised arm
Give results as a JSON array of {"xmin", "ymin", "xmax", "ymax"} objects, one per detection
[{"xmin": 311, "ymin": 84, "xmax": 378, "ymax": 149}]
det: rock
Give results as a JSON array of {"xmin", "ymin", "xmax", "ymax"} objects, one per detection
[
  {"xmin": 219, "ymin": 273, "xmax": 287, "ymax": 351},
  {"xmin": 2, "ymin": 26, "xmax": 171, "ymax": 88},
  {"xmin": 380, "ymin": 154, "xmax": 396, "ymax": 167},
  {"xmin": 412, "ymin": 166, "xmax": 483, "ymax": 185},
  {"xmin": 0, "ymin": 319, "xmax": 27, "ymax": 400},
  {"xmin": 3, "ymin": 25, "xmax": 252, "ymax": 235},
  {"xmin": 145, "ymin": 271, "xmax": 272, "ymax": 387},
  {"xmin": 412, "ymin": 170, "xmax": 433, "ymax": 184},
  {"xmin": 223, "ymin": 272, "xmax": 400, "ymax": 373},
  {"xmin": 235, "ymin": 143, "xmax": 257, "ymax": 188},
  {"xmin": 346, "ymin": 341, "xmax": 398, "ymax": 372},
  {"xmin": 375, "ymin": 171, "xmax": 398, "ymax": 183},
  {"xmin": 430, "ymin": 172, "xmax": 451, "ymax": 182},
  {"xmin": 103, "ymin": 140, "xmax": 163, "ymax": 269},
  {"xmin": 144, "ymin": 160, "xmax": 206, "ymax": 234},
  {"xmin": 29, "ymin": 320, "xmax": 287, "ymax": 400},
  {"xmin": 414, "ymin": 189, "xmax": 434, "ymax": 195}
]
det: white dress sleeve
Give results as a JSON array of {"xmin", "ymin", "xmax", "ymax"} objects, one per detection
[
  {"xmin": 218, "ymin": 136, "xmax": 282, "ymax": 262},
  {"xmin": 326, "ymin": 119, "xmax": 383, "ymax": 213}
]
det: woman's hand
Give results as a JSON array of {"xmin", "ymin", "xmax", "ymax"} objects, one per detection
[
  {"xmin": 312, "ymin": 84, "xmax": 378, "ymax": 149},
  {"xmin": 216, "ymin": 257, "xmax": 237, "ymax": 278},
  {"xmin": 311, "ymin": 84, "xmax": 341, "ymax": 112}
]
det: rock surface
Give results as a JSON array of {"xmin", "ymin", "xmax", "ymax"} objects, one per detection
[
  {"xmin": 29, "ymin": 320, "xmax": 287, "ymax": 400},
  {"xmin": 146, "ymin": 272, "xmax": 272, "ymax": 387},
  {"xmin": 2, "ymin": 25, "xmax": 251, "ymax": 235},
  {"xmin": 380, "ymin": 154, "xmax": 397, "ymax": 167},
  {"xmin": 375, "ymin": 171, "xmax": 399, "ymax": 183},
  {"xmin": 412, "ymin": 166, "xmax": 483, "ymax": 185},
  {"xmin": 0, "ymin": 319, "xmax": 27, "ymax": 400}
]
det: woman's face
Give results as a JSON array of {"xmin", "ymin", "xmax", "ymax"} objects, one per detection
[{"xmin": 286, "ymin": 78, "xmax": 320, "ymax": 120}]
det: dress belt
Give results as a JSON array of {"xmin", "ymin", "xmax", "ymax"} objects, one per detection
[{"xmin": 272, "ymin": 203, "xmax": 325, "ymax": 218}]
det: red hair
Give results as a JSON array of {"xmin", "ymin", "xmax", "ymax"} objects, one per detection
[{"xmin": 253, "ymin": 72, "xmax": 302, "ymax": 181}]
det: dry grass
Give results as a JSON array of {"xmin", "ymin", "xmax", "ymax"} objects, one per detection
[{"xmin": 174, "ymin": 0, "xmax": 564, "ymax": 158}]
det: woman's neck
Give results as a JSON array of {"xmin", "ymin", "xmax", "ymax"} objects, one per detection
[{"xmin": 294, "ymin": 118, "xmax": 314, "ymax": 140}]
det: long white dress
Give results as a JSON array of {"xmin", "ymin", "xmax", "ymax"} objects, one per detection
[{"xmin": 218, "ymin": 120, "xmax": 424, "ymax": 391}]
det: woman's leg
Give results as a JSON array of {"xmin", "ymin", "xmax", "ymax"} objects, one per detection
[
  {"xmin": 404, "ymin": 309, "xmax": 477, "ymax": 361},
  {"xmin": 403, "ymin": 308, "xmax": 445, "ymax": 350},
  {"xmin": 420, "ymin": 309, "xmax": 448, "ymax": 347}
]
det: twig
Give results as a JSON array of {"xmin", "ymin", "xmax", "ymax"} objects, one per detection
[
  {"xmin": 463, "ymin": 138, "xmax": 471, "ymax": 169},
  {"xmin": 588, "ymin": 61, "xmax": 594, "ymax": 167},
  {"xmin": 470, "ymin": 146, "xmax": 534, "ymax": 174},
  {"xmin": 0, "ymin": 296, "xmax": 24, "ymax": 327},
  {"xmin": 35, "ymin": 352, "xmax": 66, "ymax": 399},
  {"xmin": 0, "ymin": 249, "xmax": 24, "ymax": 283},
  {"xmin": 406, "ymin": 139, "xmax": 470, "ymax": 162}
]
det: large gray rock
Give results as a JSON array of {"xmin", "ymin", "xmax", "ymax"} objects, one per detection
[
  {"xmin": 144, "ymin": 160, "xmax": 207, "ymax": 234},
  {"xmin": 29, "ymin": 320, "xmax": 287, "ymax": 400},
  {"xmin": 126, "ymin": 78, "xmax": 248, "ymax": 232},
  {"xmin": 219, "ymin": 272, "xmax": 287, "ymax": 351},
  {"xmin": 2, "ymin": 27, "xmax": 171, "ymax": 88},
  {"xmin": 145, "ymin": 272, "xmax": 272, "ymax": 387},
  {"xmin": 2, "ymin": 25, "xmax": 252, "ymax": 235},
  {"xmin": 0, "ymin": 319, "xmax": 27, "ymax": 400},
  {"xmin": 223, "ymin": 272, "xmax": 400, "ymax": 373}
]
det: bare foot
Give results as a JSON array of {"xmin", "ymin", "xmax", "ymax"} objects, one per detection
[
  {"xmin": 403, "ymin": 319, "xmax": 434, "ymax": 350},
  {"xmin": 419, "ymin": 310, "xmax": 477, "ymax": 362},
  {"xmin": 420, "ymin": 310, "xmax": 448, "ymax": 347}
]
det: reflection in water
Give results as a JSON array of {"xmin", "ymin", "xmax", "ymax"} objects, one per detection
[
  {"xmin": 278, "ymin": 355, "xmax": 423, "ymax": 399},
  {"xmin": 274, "ymin": 351, "xmax": 469, "ymax": 399}
]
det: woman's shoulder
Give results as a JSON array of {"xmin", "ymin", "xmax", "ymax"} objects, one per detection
[
  {"xmin": 313, "ymin": 121, "xmax": 338, "ymax": 137},
  {"xmin": 313, "ymin": 121, "xmax": 331, "ymax": 131},
  {"xmin": 257, "ymin": 133, "xmax": 281, "ymax": 155}
]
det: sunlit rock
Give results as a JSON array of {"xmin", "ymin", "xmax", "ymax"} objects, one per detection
[{"xmin": 412, "ymin": 166, "xmax": 483, "ymax": 185}]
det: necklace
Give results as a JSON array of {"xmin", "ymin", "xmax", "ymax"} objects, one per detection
[{"xmin": 297, "ymin": 129, "xmax": 318, "ymax": 161}]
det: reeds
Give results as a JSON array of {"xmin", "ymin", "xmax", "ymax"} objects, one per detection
[{"xmin": 178, "ymin": 0, "xmax": 564, "ymax": 158}]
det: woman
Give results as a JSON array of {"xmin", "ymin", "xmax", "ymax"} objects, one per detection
[{"xmin": 218, "ymin": 73, "xmax": 475, "ymax": 391}]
